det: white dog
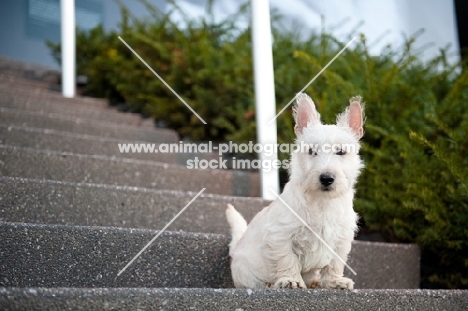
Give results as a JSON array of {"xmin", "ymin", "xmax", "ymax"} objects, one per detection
[{"xmin": 226, "ymin": 93, "xmax": 365, "ymax": 289}]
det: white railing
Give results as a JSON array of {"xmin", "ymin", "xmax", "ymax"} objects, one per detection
[
  {"xmin": 60, "ymin": 0, "xmax": 75, "ymax": 98},
  {"xmin": 251, "ymin": 0, "xmax": 280, "ymax": 199}
]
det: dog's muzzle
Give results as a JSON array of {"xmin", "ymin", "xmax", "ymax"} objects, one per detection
[{"xmin": 319, "ymin": 173, "xmax": 335, "ymax": 191}]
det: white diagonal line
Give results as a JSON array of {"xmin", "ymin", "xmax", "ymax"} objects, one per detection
[
  {"xmin": 117, "ymin": 188, "xmax": 206, "ymax": 276},
  {"xmin": 269, "ymin": 36, "xmax": 357, "ymax": 124},
  {"xmin": 118, "ymin": 36, "xmax": 207, "ymax": 124},
  {"xmin": 269, "ymin": 188, "xmax": 357, "ymax": 275}
]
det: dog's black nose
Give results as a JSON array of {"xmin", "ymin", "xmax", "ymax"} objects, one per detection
[{"xmin": 319, "ymin": 173, "xmax": 335, "ymax": 186}]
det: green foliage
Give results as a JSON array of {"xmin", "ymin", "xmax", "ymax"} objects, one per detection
[{"xmin": 47, "ymin": 1, "xmax": 468, "ymax": 288}]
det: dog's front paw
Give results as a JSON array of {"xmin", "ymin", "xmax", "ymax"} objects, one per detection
[
  {"xmin": 320, "ymin": 277, "xmax": 354, "ymax": 290},
  {"xmin": 272, "ymin": 277, "xmax": 307, "ymax": 289}
]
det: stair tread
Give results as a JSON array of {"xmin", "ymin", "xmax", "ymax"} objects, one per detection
[
  {"xmin": 0, "ymin": 92, "xmax": 147, "ymax": 126},
  {"xmin": 0, "ymin": 221, "xmax": 420, "ymax": 289},
  {"xmin": 0, "ymin": 145, "xmax": 260, "ymax": 197},
  {"xmin": 0, "ymin": 176, "xmax": 267, "ymax": 234},
  {"xmin": 1, "ymin": 288, "xmax": 466, "ymax": 311},
  {"xmin": 0, "ymin": 107, "xmax": 178, "ymax": 143},
  {"xmin": 0, "ymin": 86, "xmax": 108, "ymax": 108},
  {"xmin": 0, "ymin": 124, "xmax": 221, "ymax": 164}
]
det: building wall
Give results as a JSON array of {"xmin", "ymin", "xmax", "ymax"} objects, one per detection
[
  {"xmin": 0, "ymin": 0, "xmax": 164, "ymax": 69},
  {"xmin": 0, "ymin": 0, "xmax": 460, "ymax": 70}
]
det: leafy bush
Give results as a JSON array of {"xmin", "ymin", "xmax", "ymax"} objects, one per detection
[{"xmin": 47, "ymin": 1, "xmax": 468, "ymax": 288}]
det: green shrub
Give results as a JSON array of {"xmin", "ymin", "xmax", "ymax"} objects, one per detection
[{"xmin": 47, "ymin": 1, "xmax": 468, "ymax": 288}]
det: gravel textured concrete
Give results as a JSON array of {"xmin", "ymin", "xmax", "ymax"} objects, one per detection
[
  {"xmin": 0, "ymin": 56, "xmax": 55, "ymax": 74},
  {"xmin": 0, "ymin": 86, "xmax": 108, "ymax": 109},
  {"xmin": 0, "ymin": 59, "xmax": 107, "ymax": 109},
  {"xmin": 0, "ymin": 222, "xmax": 419, "ymax": 289},
  {"xmin": 0, "ymin": 108, "xmax": 179, "ymax": 143},
  {"xmin": 0, "ymin": 176, "xmax": 267, "ymax": 234},
  {"xmin": 0, "ymin": 222, "xmax": 233, "ymax": 288},
  {"xmin": 344, "ymin": 240, "xmax": 420, "ymax": 289},
  {"xmin": 0, "ymin": 125, "xmax": 178, "ymax": 163},
  {"xmin": 0, "ymin": 92, "xmax": 146, "ymax": 126},
  {"xmin": 0, "ymin": 124, "xmax": 219, "ymax": 164},
  {"xmin": 0, "ymin": 145, "xmax": 260, "ymax": 197},
  {"xmin": 1, "ymin": 288, "xmax": 467, "ymax": 311},
  {"xmin": 0, "ymin": 77, "xmax": 53, "ymax": 92},
  {"xmin": 0, "ymin": 70, "xmax": 64, "ymax": 85}
]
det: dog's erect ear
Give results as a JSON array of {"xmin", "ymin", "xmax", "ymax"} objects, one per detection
[
  {"xmin": 337, "ymin": 96, "xmax": 365, "ymax": 139},
  {"xmin": 293, "ymin": 93, "xmax": 321, "ymax": 136}
]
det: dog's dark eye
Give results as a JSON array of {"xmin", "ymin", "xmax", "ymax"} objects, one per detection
[
  {"xmin": 336, "ymin": 149, "xmax": 346, "ymax": 156},
  {"xmin": 309, "ymin": 148, "xmax": 317, "ymax": 156}
]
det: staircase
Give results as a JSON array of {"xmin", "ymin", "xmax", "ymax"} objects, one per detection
[{"xmin": 0, "ymin": 57, "xmax": 467, "ymax": 310}]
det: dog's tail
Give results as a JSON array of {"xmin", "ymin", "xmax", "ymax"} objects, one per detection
[{"xmin": 225, "ymin": 204, "xmax": 248, "ymax": 251}]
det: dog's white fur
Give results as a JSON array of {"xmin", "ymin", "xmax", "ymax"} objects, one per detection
[{"xmin": 226, "ymin": 93, "xmax": 365, "ymax": 289}]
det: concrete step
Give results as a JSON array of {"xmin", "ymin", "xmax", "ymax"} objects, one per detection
[
  {"xmin": 0, "ymin": 92, "xmax": 147, "ymax": 126},
  {"xmin": 0, "ymin": 59, "xmax": 60, "ymax": 86},
  {"xmin": 0, "ymin": 107, "xmax": 178, "ymax": 143},
  {"xmin": 0, "ymin": 65, "xmax": 57, "ymax": 77},
  {"xmin": 0, "ymin": 125, "xmax": 178, "ymax": 163},
  {"xmin": 1, "ymin": 288, "xmax": 467, "ymax": 311},
  {"xmin": 0, "ymin": 86, "xmax": 109, "ymax": 109},
  {"xmin": 0, "ymin": 124, "xmax": 218, "ymax": 164},
  {"xmin": 0, "ymin": 71, "xmax": 156, "ymax": 128},
  {"xmin": 0, "ymin": 145, "xmax": 260, "ymax": 197},
  {"xmin": 0, "ymin": 176, "xmax": 267, "ymax": 234},
  {"xmin": 0, "ymin": 221, "xmax": 420, "ymax": 289},
  {"xmin": 0, "ymin": 73, "xmax": 58, "ymax": 92},
  {"xmin": 0, "ymin": 56, "xmax": 57, "ymax": 77}
]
